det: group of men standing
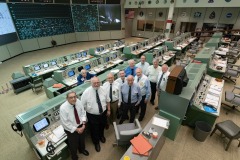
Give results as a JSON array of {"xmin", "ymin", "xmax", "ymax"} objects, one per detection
[{"xmin": 60, "ymin": 55, "xmax": 170, "ymax": 160}]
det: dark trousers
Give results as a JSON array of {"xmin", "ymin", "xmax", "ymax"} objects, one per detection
[
  {"xmin": 87, "ymin": 110, "xmax": 107, "ymax": 144},
  {"xmin": 65, "ymin": 125, "xmax": 85, "ymax": 160},
  {"xmin": 121, "ymin": 102, "xmax": 136, "ymax": 123},
  {"xmin": 136, "ymin": 95, "xmax": 147, "ymax": 119},
  {"xmin": 150, "ymin": 82, "xmax": 157, "ymax": 103}
]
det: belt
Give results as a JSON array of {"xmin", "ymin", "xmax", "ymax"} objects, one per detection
[
  {"xmin": 123, "ymin": 101, "xmax": 137, "ymax": 105},
  {"xmin": 110, "ymin": 100, "xmax": 118, "ymax": 103}
]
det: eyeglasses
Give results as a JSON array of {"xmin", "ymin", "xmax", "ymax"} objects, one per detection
[{"xmin": 68, "ymin": 96, "xmax": 77, "ymax": 99}]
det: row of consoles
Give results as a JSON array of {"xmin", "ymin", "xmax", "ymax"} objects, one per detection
[{"xmin": 53, "ymin": 53, "xmax": 123, "ymax": 86}]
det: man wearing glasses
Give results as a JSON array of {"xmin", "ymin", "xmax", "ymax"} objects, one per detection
[
  {"xmin": 60, "ymin": 91, "xmax": 89, "ymax": 160},
  {"xmin": 81, "ymin": 77, "xmax": 111, "ymax": 152}
]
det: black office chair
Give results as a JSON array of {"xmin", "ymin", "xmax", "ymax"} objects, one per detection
[
  {"xmin": 29, "ymin": 78, "xmax": 43, "ymax": 95},
  {"xmin": 210, "ymin": 120, "xmax": 240, "ymax": 151}
]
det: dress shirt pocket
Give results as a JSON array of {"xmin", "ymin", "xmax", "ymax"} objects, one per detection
[{"xmin": 86, "ymin": 101, "xmax": 93, "ymax": 111}]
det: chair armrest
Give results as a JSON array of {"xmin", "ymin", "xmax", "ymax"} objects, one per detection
[
  {"xmin": 113, "ymin": 122, "xmax": 120, "ymax": 140},
  {"xmin": 134, "ymin": 119, "xmax": 142, "ymax": 130},
  {"xmin": 234, "ymin": 85, "xmax": 240, "ymax": 90},
  {"xmin": 228, "ymin": 64, "xmax": 240, "ymax": 69},
  {"xmin": 234, "ymin": 94, "xmax": 240, "ymax": 98},
  {"xmin": 120, "ymin": 128, "xmax": 142, "ymax": 136}
]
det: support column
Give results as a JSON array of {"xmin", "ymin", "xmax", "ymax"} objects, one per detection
[{"xmin": 165, "ymin": 0, "xmax": 176, "ymax": 39}]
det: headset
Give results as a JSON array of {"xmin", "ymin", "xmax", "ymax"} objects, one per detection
[{"xmin": 11, "ymin": 120, "xmax": 23, "ymax": 137}]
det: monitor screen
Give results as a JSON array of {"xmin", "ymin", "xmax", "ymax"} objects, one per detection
[
  {"xmin": 34, "ymin": 65, "xmax": 41, "ymax": 71},
  {"xmin": 43, "ymin": 63, "xmax": 49, "ymax": 68},
  {"xmin": 83, "ymin": 51, "xmax": 87, "ymax": 57},
  {"xmin": 85, "ymin": 64, "xmax": 91, "ymax": 70},
  {"xmin": 106, "ymin": 57, "xmax": 109, "ymax": 62},
  {"xmin": 51, "ymin": 61, "xmax": 57, "ymax": 66},
  {"xmin": 68, "ymin": 70, "xmax": 75, "ymax": 77},
  {"xmin": 113, "ymin": 54, "xmax": 117, "ymax": 59},
  {"xmin": 77, "ymin": 53, "xmax": 82, "ymax": 58},
  {"xmin": 33, "ymin": 117, "xmax": 50, "ymax": 132},
  {"xmin": 96, "ymin": 47, "xmax": 101, "ymax": 52}
]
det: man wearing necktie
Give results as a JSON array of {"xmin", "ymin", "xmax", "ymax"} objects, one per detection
[
  {"xmin": 155, "ymin": 64, "xmax": 170, "ymax": 110},
  {"xmin": 124, "ymin": 59, "xmax": 137, "ymax": 77},
  {"xmin": 103, "ymin": 73, "xmax": 120, "ymax": 129},
  {"xmin": 118, "ymin": 75, "xmax": 142, "ymax": 124},
  {"xmin": 134, "ymin": 68, "xmax": 151, "ymax": 121},
  {"xmin": 136, "ymin": 55, "xmax": 150, "ymax": 75},
  {"xmin": 81, "ymin": 77, "xmax": 110, "ymax": 152},
  {"xmin": 77, "ymin": 69, "xmax": 95, "ymax": 86},
  {"xmin": 60, "ymin": 91, "xmax": 89, "ymax": 160},
  {"xmin": 115, "ymin": 70, "xmax": 127, "ymax": 85}
]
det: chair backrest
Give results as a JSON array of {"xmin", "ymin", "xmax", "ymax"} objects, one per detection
[{"xmin": 33, "ymin": 78, "xmax": 43, "ymax": 86}]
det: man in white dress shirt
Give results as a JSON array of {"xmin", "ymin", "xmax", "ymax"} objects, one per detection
[
  {"xmin": 115, "ymin": 70, "xmax": 126, "ymax": 85},
  {"xmin": 81, "ymin": 77, "xmax": 110, "ymax": 152},
  {"xmin": 103, "ymin": 73, "xmax": 119, "ymax": 128},
  {"xmin": 134, "ymin": 68, "xmax": 151, "ymax": 121},
  {"xmin": 136, "ymin": 55, "xmax": 150, "ymax": 75},
  {"xmin": 146, "ymin": 58, "xmax": 161, "ymax": 105},
  {"xmin": 60, "ymin": 91, "xmax": 89, "ymax": 160},
  {"xmin": 155, "ymin": 64, "xmax": 170, "ymax": 110}
]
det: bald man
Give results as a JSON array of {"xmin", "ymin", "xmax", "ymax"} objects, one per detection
[
  {"xmin": 118, "ymin": 75, "xmax": 142, "ymax": 124},
  {"xmin": 125, "ymin": 59, "xmax": 137, "ymax": 77},
  {"xmin": 81, "ymin": 77, "xmax": 110, "ymax": 152},
  {"xmin": 155, "ymin": 64, "xmax": 170, "ymax": 110},
  {"xmin": 134, "ymin": 68, "xmax": 151, "ymax": 121},
  {"xmin": 103, "ymin": 73, "xmax": 120, "ymax": 128}
]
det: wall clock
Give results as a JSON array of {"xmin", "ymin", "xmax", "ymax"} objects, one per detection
[
  {"xmin": 226, "ymin": 13, "xmax": 232, "ymax": 18},
  {"xmin": 139, "ymin": 11, "xmax": 144, "ymax": 17}
]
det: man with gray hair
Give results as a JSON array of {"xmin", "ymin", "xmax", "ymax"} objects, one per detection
[
  {"xmin": 115, "ymin": 70, "xmax": 126, "ymax": 85},
  {"xmin": 77, "ymin": 69, "xmax": 95, "ymax": 86},
  {"xmin": 103, "ymin": 73, "xmax": 120, "ymax": 128},
  {"xmin": 125, "ymin": 59, "xmax": 137, "ymax": 77},
  {"xmin": 81, "ymin": 77, "xmax": 110, "ymax": 152},
  {"xmin": 136, "ymin": 55, "xmax": 150, "ymax": 75},
  {"xmin": 60, "ymin": 91, "xmax": 89, "ymax": 160},
  {"xmin": 146, "ymin": 58, "xmax": 161, "ymax": 105}
]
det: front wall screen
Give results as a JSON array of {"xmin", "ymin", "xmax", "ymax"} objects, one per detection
[
  {"xmin": 98, "ymin": 4, "xmax": 121, "ymax": 31},
  {"xmin": 0, "ymin": 3, "xmax": 18, "ymax": 45},
  {"xmin": 8, "ymin": 3, "xmax": 74, "ymax": 40}
]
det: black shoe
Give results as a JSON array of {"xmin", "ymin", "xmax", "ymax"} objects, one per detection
[
  {"xmin": 80, "ymin": 150, "xmax": 89, "ymax": 156},
  {"xmin": 95, "ymin": 144, "xmax": 101, "ymax": 152},
  {"xmin": 119, "ymin": 120, "xmax": 124, "ymax": 124},
  {"xmin": 100, "ymin": 137, "xmax": 106, "ymax": 143},
  {"xmin": 138, "ymin": 117, "xmax": 143, "ymax": 121},
  {"xmin": 155, "ymin": 107, "xmax": 159, "ymax": 110},
  {"xmin": 150, "ymin": 101, "xmax": 155, "ymax": 105},
  {"xmin": 105, "ymin": 124, "xmax": 109, "ymax": 130}
]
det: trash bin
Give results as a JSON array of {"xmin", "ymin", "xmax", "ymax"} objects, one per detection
[{"xmin": 193, "ymin": 121, "xmax": 212, "ymax": 142}]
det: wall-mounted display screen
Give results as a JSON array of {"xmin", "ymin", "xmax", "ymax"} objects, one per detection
[
  {"xmin": 0, "ymin": 3, "xmax": 18, "ymax": 45},
  {"xmin": 33, "ymin": 117, "xmax": 50, "ymax": 132},
  {"xmin": 72, "ymin": 4, "xmax": 99, "ymax": 32},
  {"xmin": 8, "ymin": 3, "xmax": 74, "ymax": 40},
  {"xmin": 98, "ymin": 4, "xmax": 121, "ymax": 31}
]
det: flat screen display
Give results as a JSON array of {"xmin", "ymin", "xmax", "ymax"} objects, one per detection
[
  {"xmin": 85, "ymin": 64, "xmax": 91, "ymax": 70},
  {"xmin": 0, "ymin": 3, "xmax": 18, "ymax": 45},
  {"xmin": 43, "ymin": 63, "xmax": 49, "ymax": 68},
  {"xmin": 68, "ymin": 70, "xmax": 75, "ymax": 77},
  {"xmin": 33, "ymin": 117, "xmax": 50, "ymax": 132},
  {"xmin": 34, "ymin": 65, "xmax": 41, "ymax": 71},
  {"xmin": 51, "ymin": 61, "xmax": 57, "ymax": 66},
  {"xmin": 106, "ymin": 57, "xmax": 109, "ymax": 62}
]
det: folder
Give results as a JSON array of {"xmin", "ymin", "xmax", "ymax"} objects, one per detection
[
  {"xmin": 132, "ymin": 145, "xmax": 149, "ymax": 156},
  {"xmin": 130, "ymin": 135, "xmax": 152, "ymax": 155}
]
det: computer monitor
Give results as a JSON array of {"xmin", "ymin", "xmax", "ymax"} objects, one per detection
[
  {"xmin": 77, "ymin": 53, "xmax": 82, "ymax": 58},
  {"xmin": 106, "ymin": 57, "xmax": 110, "ymax": 62},
  {"xmin": 101, "ymin": 46, "xmax": 104, "ymax": 51},
  {"xmin": 51, "ymin": 61, "xmax": 57, "ymax": 66},
  {"xmin": 85, "ymin": 64, "xmax": 91, "ymax": 70},
  {"xmin": 96, "ymin": 47, "xmax": 101, "ymax": 52},
  {"xmin": 33, "ymin": 117, "xmax": 50, "ymax": 132},
  {"xmin": 34, "ymin": 65, "xmax": 41, "ymax": 71},
  {"xmin": 113, "ymin": 54, "xmax": 117, "ymax": 59},
  {"xmin": 43, "ymin": 63, "xmax": 49, "ymax": 68},
  {"xmin": 83, "ymin": 51, "xmax": 87, "ymax": 57},
  {"xmin": 68, "ymin": 70, "xmax": 75, "ymax": 77}
]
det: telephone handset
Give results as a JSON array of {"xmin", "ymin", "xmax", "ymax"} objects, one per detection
[{"xmin": 11, "ymin": 120, "xmax": 23, "ymax": 137}]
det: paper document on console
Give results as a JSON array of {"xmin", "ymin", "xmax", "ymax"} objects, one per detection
[
  {"xmin": 152, "ymin": 117, "xmax": 169, "ymax": 129},
  {"xmin": 52, "ymin": 125, "xmax": 65, "ymax": 139}
]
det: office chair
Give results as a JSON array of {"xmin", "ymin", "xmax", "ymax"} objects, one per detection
[
  {"xmin": 188, "ymin": 49, "xmax": 197, "ymax": 58},
  {"xmin": 221, "ymin": 85, "xmax": 240, "ymax": 114},
  {"xmin": 29, "ymin": 78, "xmax": 43, "ymax": 95},
  {"xmin": 113, "ymin": 119, "xmax": 142, "ymax": 147},
  {"xmin": 210, "ymin": 120, "xmax": 240, "ymax": 151},
  {"xmin": 222, "ymin": 64, "xmax": 240, "ymax": 84}
]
